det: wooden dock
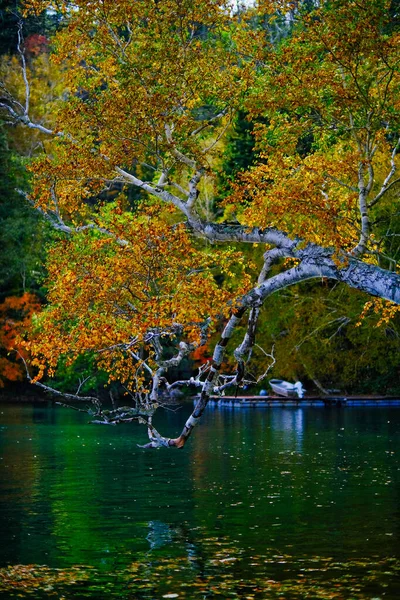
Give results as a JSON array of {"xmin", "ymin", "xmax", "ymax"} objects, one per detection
[{"xmin": 204, "ymin": 395, "xmax": 400, "ymax": 408}]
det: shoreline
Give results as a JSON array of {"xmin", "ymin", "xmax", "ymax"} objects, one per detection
[{"xmin": 204, "ymin": 395, "xmax": 400, "ymax": 407}]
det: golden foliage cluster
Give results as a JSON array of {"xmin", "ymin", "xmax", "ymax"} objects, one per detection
[
  {"xmin": 8, "ymin": 0, "xmax": 400, "ymax": 387},
  {"xmin": 27, "ymin": 203, "xmax": 252, "ymax": 386},
  {"xmin": 0, "ymin": 293, "xmax": 41, "ymax": 387}
]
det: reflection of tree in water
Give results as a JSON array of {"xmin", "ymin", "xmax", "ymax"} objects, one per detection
[
  {"xmin": 270, "ymin": 409, "xmax": 304, "ymax": 452},
  {"xmin": 146, "ymin": 520, "xmax": 206, "ymax": 576},
  {"xmin": 140, "ymin": 511, "xmax": 400, "ymax": 598},
  {"xmin": 126, "ymin": 540, "xmax": 400, "ymax": 600},
  {"xmin": 146, "ymin": 521, "xmax": 173, "ymax": 550}
]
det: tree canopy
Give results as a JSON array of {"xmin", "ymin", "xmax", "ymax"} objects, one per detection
[{"xmin": 1, "ymin": 0, "xmax": 400, "ymax": 447}]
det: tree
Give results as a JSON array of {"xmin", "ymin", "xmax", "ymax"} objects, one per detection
[
  {"xmin": 232, "ymin": 282, "xmax": 400, "ymax": 396},
  {"xmin": 0, "ymin": 2, "xmax": 62, "ymax": 299},
  {"xmin": 2, "ymin": 0, "xmax": 400, "ymax": 447},
  {"xmin": 0, "ymin": 8, "xmax": 64, "ymax": 390},
  {"xmin": 0, "ymin": 292, "xmax": 41, "ymax": 387},
  {"xmin": 0, "ymin": 0, "xmax": 60, "ymax": 57},
  {"xmin": 0, "ymin": 125, "xmax": 48, "ymax": 298}
]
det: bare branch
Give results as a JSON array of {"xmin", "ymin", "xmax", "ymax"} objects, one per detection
[
  {"xmin": 322, "ymin": 173, "xmax": 358, "ymax": 192},
  {"xmin": 257, "ymin": 247, "xmax": 288, "ymax": 284},
  {"xmin": 187, "ymin": 168, "xmax": 204, "ymax": 209},
  {"xmin": 369, "ymin": 136, "xmax": 400, "ymax": 208},
  {"xmin": 253, "ymin": 344, "xmax": 276, "ymax": 384},
  {"xmin": 17, "ymin": 21, "xmax": 30, "ymax": 114},
  {"xmin": 115, "ymin": 166, "xmax": 188, "ymax": 213},
  {"xmin": 0, "ymin": 98, "xmax": 54, "ymax": 135},
  {"xmin": 293, "ymin": 316, "xmax": 350, "ymax": 351},
  {"xmin": 16, "ymin": 350, "xmax": 102, "ymax": 403},
  {"xmin": 17, "ymin": 188, "xmax": 129, "ymax": 245},
  {"xmin": 352, "ymin": 161, "xmax": 372, "ymax": 256},
  {"xmin": 165, "ymin": 123, "xmax": 197, "ymax": 169},
  {"xmin": 76, "ymin": 376, "xmax": 91, "ymax": 395},
  {"xmin": 201, "ymin": 117, "xmax": 232, "ymax": 155},
  {"xmin": 190, "ymin": 107, "xmax": 229, "ymax": 137},
  {"xmin": 138, "ymin": 421, "xmax": 172, "ymax": 449}
]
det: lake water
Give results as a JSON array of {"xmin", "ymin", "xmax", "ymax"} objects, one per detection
[{"xmin": 0, "ymin": 401, "xmax": 399, "ymax": 599}]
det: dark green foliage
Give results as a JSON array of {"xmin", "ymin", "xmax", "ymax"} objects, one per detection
[
  {"xmin": 0, "ymin": 0, "xmax": 21, "ymax": 56},
  {"xmin": 0, "ymin": 2, "xmax": 63, "ymax": 296},
  {"xmin": 217, "ymin": 110, "xmax": 257, "ymax": 201},
  {"xmin": 0, "ymin": 127, "xmax": 47, "ymax": 299},
  {"xmin": 47, "ymin": 353, "xmax": 110, "ymax": 396},
  {"xmin": 0, "ymin": 0, "xmax": 61, "ymax": 56},
  {"xmin": 240, "ymin": 281, "xmax": 400, "ymax": 396}
]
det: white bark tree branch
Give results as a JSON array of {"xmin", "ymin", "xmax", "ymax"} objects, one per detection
[{"xmin": 369, "ymin": 136, "xmax": 400, "ymax": 208}]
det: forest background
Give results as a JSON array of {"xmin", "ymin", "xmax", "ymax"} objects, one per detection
[{"xmin": 1, "ymin": 0, "xmax": 400, "ymax": 404}]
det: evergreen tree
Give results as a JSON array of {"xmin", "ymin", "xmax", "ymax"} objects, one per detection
[{"xmin": 0, "ymin": 126, "xmax": 46, "ymax": 298}]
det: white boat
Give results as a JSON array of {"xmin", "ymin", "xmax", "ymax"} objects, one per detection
[{"xmin": 269, "ymin": 379, "xmax": 305, "ymax": 398}]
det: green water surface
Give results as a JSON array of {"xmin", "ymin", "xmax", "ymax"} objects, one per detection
[{"xmin": 0, "ymin": 402, "xmax": 399, "ymax": 599}]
